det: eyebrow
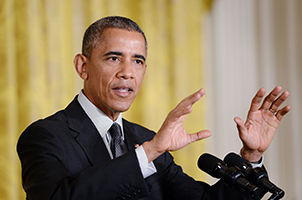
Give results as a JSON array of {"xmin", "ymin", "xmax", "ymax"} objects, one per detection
[
  {"xmin": 134, "ymin": 54, "xmax": 146, "ymax": 61},
  {"xmin": 103, "ymin": 51, "xmax": 146, "ymax": 61},
  {"xmin": 103, "ymin": 51, "xmax": 122, "ymax": 57}
]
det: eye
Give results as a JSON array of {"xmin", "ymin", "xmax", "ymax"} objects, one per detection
[
  {"xmin": 134, "ymin": 59, "xmax": 144, "ymax": 65},
  {"xmin": 108, "ymin": 56, "xmax": 119, "ymax": 61}
]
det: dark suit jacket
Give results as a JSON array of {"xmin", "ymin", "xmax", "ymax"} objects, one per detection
[{"xmin": 17, "ymin": 96, "xmax": 254, "ymax": 200}]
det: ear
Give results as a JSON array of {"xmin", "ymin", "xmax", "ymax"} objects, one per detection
[{"xmin": 74, "ymin": 54, "xmax": 88, "ymax": 80}]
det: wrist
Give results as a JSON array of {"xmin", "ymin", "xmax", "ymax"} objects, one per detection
[
  {"xmin": 250, "ymin": 156, "xmax": 264, "ymax": 168},
  {"xmin": 142, "ymin": 140, "xmax": 164, "ymax": 163},
  {"xmin": 240, "ymin": 147, "xmax": 263, "ymax": 162}
]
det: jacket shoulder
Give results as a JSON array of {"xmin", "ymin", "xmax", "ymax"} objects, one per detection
[
  {"xmin": 23, "ymin": 109, "xmax": 68, "ymax": 133},
  {"xmin": 122, "ymin": 119, "xmax": 156, "ymax": 141}
]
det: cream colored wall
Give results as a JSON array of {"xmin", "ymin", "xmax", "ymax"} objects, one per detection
[{"xmin": 204, "ymin": 0, "xmax": 302, "ymax": 199}]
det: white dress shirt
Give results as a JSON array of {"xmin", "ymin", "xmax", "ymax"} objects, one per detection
[{"xmin": 77, "ymin": 91, "xmax": 157, "ymax": 178}]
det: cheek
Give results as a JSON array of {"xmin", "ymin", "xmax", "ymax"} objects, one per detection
[
  {"xmin": 99, "ymin": 77, "xmax": 110, "ymax": 94},
  {"xmin": 136, "ymin": 70, "xmax": 146, "ymax": 88},
  {"xmin": 98, "ymin": 72, "xmax": 116, "ymax": 95},
  {"xmin": 88, "ymin": 71, "xmax": 105, "ymax": 95}
]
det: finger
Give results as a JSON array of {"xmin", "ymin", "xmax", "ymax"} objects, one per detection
[
  {"xmin": 260, "ymin": 86, "xmax": 282, "ymax": 110},
  {"xmin": 134, "ymin": 144, "xmax": 140, "ymax": 148},
  {"xmin": 181, "ymin": 88, "xmax": 205, "ymax": 106},
  {"xmin": 174, "ymin": 89, "xmax": 205, "ymax": 117},
  {"xmin": 269, "ymin": 90, "xmax": 290, "ymax": 113},
  {"xmin": 275, "ymin": 105, "xmax": 291, "ymax": 121},
  {"xmin": 189, "ymin": 130, "xmax": 211, "ymax": 143},
  {"xmin": 249, "ymin": 88, "xmax": 266, "ymax": 112},
  {"xmin": 234, "ymin": 117, "xmax": 247, "ymax": 136}
]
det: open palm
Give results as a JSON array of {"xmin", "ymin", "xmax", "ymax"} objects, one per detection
[
  {"xmin": 143, "ymin": 89, "xmax": 211, "ymax": 162},
  {"xmin": 235, "ymin": 86, "xmax": 290, "ymax": 162}
]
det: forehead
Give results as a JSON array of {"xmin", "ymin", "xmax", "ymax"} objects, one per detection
[{"xmin": 93, "ymin": 28, "xmax": 147, "ymax": 56}]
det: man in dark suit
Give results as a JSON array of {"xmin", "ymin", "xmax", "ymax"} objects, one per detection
[{"xmin": 17, "ymin": 16, "xmax": 290, "ymax": 199}]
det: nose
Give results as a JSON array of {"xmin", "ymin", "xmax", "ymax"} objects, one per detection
[{"xmin": 116, "ymin": 61, "xmax": 134, "ymax": 79}]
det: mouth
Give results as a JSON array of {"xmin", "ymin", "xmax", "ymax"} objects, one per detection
[{"xmin": 112, "ymin": 86, "xmax": 134, "ymax": 97}]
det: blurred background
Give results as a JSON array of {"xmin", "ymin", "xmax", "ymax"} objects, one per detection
[{"xmin": 0, "ymin": 0, "xmax": 300, "ymax": 199}]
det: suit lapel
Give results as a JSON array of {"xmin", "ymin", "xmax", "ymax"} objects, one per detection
[
  {"xmin": 123, "ymin": 120, "xmax": 137, "ymax": 151},
  {"xmin": 64, "ymin": 97, "xmax": 153, "ymax": 166},
  {"xmin": 123, "ymin": 119, "xmax": 152, "ymax": 150},
  {"xmin": 64, "ymin": 97, "xmax": 111, "ymax": 165}
]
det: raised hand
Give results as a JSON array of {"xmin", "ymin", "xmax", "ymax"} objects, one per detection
[
  {"xmin": 143, "ymin": 89, "xmax": 211, "ymax": 162},
  {"xmin": 234, "ymin": 86, "xmax": 291, "ymax": 162}
]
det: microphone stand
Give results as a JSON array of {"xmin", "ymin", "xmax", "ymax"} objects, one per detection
[
  {"xmin": 223, "ymin": 152, "xmax": 285, "ymax": 200},
  {"xmin": 219, "ymin": 165, "xmax": 263, "ymax": 200},
  {"xmin": 267, "ymin": 187, "xmax": 285, "ymax": 200}
]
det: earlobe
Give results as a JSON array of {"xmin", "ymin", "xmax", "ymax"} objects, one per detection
[{"xmin": 74, "ymin": 54, "xmax": 88, "ymax": 80}]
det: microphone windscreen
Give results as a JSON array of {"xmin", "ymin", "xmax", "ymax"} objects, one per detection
[
  {"xmin": 198, "ymin": 153, "xmax": 223, "ymax": 178},
  {"xmin": 224, "ymin": 152, "xmax": 250, "ymax": 168}
]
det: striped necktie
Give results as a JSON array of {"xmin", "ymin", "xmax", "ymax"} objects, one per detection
[{"xmin": 109, "ymin": 123, "xmax": 128, "ymax": 158}]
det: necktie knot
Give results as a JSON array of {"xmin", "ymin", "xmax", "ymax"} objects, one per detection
[{"xmin": 109, "ymin": 123, "xmax": 122, "ymax": 139}]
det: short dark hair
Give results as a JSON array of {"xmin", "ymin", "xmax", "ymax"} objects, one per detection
[{"xmin": 82, "ymin": 16, "xmax": 147, "ymax": 58}]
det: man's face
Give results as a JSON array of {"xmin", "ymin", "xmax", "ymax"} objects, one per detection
[{"xmin": 82, "ymin": 28, "xmax": 147, "ymax": 120}]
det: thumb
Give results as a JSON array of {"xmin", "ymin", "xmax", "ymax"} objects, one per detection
[{"xmin": 234, "ymin": 117, "xmax": 246, "ymax": 135}]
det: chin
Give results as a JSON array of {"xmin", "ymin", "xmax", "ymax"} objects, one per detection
[{"xmin": 111, "ymin": 103, "xmax": 132, "ymax": 113}]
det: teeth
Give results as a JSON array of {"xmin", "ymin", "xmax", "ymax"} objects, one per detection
[{"xmin": 118, "ymin": 88, "xmax": 129, "ymax": 92}]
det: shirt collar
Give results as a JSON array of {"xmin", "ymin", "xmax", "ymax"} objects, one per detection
[{"xmin": 77, "ymin": 90, "xmax": 124, "ymax": 139}]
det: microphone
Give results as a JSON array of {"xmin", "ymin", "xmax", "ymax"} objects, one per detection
[
  {"xmin": 198, "ymin": 153, "xmax": 262, "ymax": 199},
  {"xmin": 224, "ymin": 152, "xmax": 284, "ymax": 199}
]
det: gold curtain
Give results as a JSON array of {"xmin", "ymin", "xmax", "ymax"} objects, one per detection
[{"xmin": 0, "ymin": 0, "xmax": 213, "ymax": 199}]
